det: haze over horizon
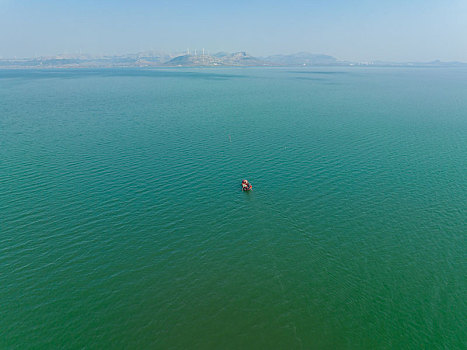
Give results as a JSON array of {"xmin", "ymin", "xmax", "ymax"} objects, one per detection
[{"xmin": 1, "ymin": 0, "xmax": 466, "ymax": 62}]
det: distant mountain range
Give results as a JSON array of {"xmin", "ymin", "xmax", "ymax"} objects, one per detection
[
  {"xmin": 164, "ymin": 52, "xmax": 265, "ymax": 66},
  {"xmin": 263, "ymin": 52, "xmax": 343, "ymax": 66},
  {"xmin": 0, "ymin": 51, "xmax": 466, "ymax": 68}
]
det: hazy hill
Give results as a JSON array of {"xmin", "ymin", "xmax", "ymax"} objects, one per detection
[
  {"xmin": 164, "ymin": 52, "xmax": 266, "ymax": 66},
  {"xmin": 164, "ymin": 54, "xmax": 223, "ymax": 66},
  {"xmin": 264, "ymin": 52, "xmax": 341, "ymax": 66},
  {"xmin": 221, "ymin": 52, "xmax": 266, "ymax": 66},
  {"xmin": 212, "ymin": 52, "xmax": 230, "ymax": 58}
]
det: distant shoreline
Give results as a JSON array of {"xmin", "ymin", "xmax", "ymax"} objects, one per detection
[
  {"xmin": 1, "ymin": 51, "xmax": 465, "ymax": 70},
  {"xmin": 1, "ymin": 64, "xmax": 466, "ymax": 70}
]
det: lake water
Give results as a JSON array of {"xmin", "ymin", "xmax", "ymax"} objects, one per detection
[{"xmin": 1, "ymin": 67, "xmax": 466, "ymax": 349}]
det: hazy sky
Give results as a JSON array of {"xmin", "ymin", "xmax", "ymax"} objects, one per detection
[{"xmin": 1, "ymin": 0, "xmax": 466, "ymax": 61}]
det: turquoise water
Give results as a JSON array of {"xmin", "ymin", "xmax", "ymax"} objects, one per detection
[{"xmin": 1, "ymin": 67, "xmax": 466, "ymax": 349}]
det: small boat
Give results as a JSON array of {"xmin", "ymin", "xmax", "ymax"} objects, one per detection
[{"xmin": 241, "ymin": 179, "xmax": 252, "ymax": 191}]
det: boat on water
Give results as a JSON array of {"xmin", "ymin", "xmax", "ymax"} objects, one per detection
[{"xmin": 241, "ymin": 179, "xmax": 252, "ymax": 191}]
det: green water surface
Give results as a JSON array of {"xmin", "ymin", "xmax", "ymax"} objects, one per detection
[{"xmin": 1, "ymin": 67, "xmax": 466, "ymax": 349}]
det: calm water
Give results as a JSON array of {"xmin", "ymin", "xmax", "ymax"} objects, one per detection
[{"xmin": 1, "ymin": 67, "xmax": 466, "ymax": 349}]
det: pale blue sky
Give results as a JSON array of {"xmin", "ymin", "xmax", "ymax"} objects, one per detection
[{"xmin": 1, "ymin": 0, "xmax": 466, "ymax": 61}]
